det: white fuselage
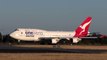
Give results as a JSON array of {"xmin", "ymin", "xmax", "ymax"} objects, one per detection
[{"xmin": 10, "ymin": 28, "xmax": 75, "ymax": 41}]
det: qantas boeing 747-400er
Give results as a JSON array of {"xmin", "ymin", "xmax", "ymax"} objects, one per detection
[{"xmin": 10, "ymin": 16, "xmax": 92, "ymax": 44}]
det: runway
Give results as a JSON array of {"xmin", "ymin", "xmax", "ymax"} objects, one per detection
[{"xmin": 0, "ymin": 45, "xmax": 107, "ymax": 53}]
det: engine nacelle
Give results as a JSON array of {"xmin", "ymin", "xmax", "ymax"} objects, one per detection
[
  {"xmin": 73, "ymin": 38, "xmax": 81, "ymax": 43},
  {"xmin": 52, "ymin": 38, "xmax": 60, "ymax": 44}
]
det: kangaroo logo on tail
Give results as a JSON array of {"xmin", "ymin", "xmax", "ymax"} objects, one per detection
[{"xmin": 74, "ymin": 16, "xmax": 92, "ymax": 37}]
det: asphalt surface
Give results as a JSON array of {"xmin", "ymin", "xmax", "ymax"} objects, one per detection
[{"xmin": 0, "ymin": 45, "xmax": 107, "ymax": 53}]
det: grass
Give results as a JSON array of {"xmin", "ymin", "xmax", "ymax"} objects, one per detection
[{"xmin": 0, "ymin": 53, "xmax": 107, "ymax": 60}]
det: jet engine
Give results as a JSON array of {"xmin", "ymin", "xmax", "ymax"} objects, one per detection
[
  {"xmin": 72, "ymin": 37, "xmax": 81, "ymax": 43},
  {"xmin": 52, "ymin": 38, "xmax": 60, "ymax": 44}
]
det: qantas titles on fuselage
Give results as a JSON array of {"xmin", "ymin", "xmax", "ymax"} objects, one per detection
[
  {"xmin": 10, "ymin": 16, "xmax": 92, "ymax": 44},
  {"xmin": 25, "ymin": 31, "xmax": 43, "ymax": 37}
]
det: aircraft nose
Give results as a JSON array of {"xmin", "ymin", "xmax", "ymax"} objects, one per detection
[
  {"xmin": 10, "ymin": 33, "xmax": 15, "ymax": 38},
  {"xmin": 10, "ymin": 32, "xmax": 19, "ymax": 38}
]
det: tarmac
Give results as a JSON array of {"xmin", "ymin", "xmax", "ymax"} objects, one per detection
[{"xmin": 0, "ymin": 45, "xmax": 107, "ymax": 53}]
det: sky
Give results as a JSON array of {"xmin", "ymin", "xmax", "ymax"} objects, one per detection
[{"xmin": 0, "ymin": 0, "xmax": 107, "ymax": 35}]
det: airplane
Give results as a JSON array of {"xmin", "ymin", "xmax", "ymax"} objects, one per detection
[{"xmin": 10, "ymin": 16, "xmax": 92, "ymax": 45}]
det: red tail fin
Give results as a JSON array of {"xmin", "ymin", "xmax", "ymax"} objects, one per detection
[{"xmin": 74, "ymin": 16, "xmax": 92, "ymax": 37}]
